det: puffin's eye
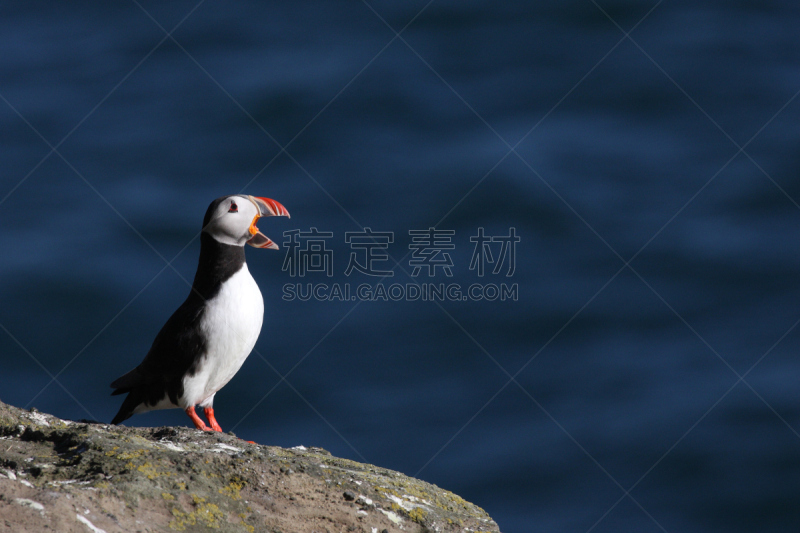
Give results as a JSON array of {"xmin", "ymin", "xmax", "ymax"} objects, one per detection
[{"xmin": 228, "ymin": 201, "xmax": 238, "ymax": 213}]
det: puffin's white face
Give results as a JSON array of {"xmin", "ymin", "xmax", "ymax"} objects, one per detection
[{"xmin": 202, "ymin": 195, "xmax": 290, "ymax": 249}]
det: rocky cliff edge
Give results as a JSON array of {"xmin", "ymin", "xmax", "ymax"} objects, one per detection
[{"xmin": 0, "ymin": 401, "xmax": 501, "ymax": 533}]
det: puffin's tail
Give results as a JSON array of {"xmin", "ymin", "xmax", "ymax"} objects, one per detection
[
  {"xmin": 110, "ymin": 409, "xmax": 130, "ymax": 425},
  {"xmin": 110, "ymin": 367, "xmax": 145, "ymax": 424},
  {"xmin": 110, "ymin": 392, "xmax": 140, "ymax": 425}
]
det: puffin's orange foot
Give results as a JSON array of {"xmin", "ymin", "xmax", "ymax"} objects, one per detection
[
  {"xmin": 203, "ymin": 407, "xmax": 223, "ymax": 432},
  {"xmin": 185, "ymin": 406, "xmax": 208, "ymax": 431}
]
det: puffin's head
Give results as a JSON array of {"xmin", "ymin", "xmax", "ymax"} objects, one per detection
[{"xmin": 202, "ymin": 195, "xmax": 290, "ymax": 249}]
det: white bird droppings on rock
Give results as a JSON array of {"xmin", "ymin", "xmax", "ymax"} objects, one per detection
[
  {"xmin": 380, "ymin": 509, "xmax": 402, "ymax": 525},
  {"xmin": 13, "ymin": 498, "xmax": 44, "ymax": 514},
  {"xmin": 157, "ymin": 440, "xmax": 186, "ymax": 452},
  {"xmin": 27, "ymin": 411, "xmax": 51, "ymax": 426},
  {"xmin": 211, "ymin": 443, "xmax": 242, "ymax": 454},
  {"xmin": 387, "ymin": 494, "xmax": 415, "ymax": 511},
  {"xmin": 76, "ymin": 513, "xmax": 107, "ymax": 533}
]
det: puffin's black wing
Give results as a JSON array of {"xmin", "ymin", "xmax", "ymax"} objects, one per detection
[{"xmin": 110, "ymin": 295, "xmax": 207, "ymax": 423}]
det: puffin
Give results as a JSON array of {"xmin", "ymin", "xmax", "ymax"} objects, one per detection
[{"xmin": 110, "ymin": 195, "xmax": 289, "ymax": 432}]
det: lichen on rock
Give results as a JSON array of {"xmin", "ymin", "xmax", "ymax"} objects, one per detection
[{"xmin": 0, "ymin": 400, "xmax": 501, "ymax": 532}]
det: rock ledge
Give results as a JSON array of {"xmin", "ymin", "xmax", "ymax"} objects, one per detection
[{"xmin": 0, "ymin": 401, "xmax": 501, "ymax": 533}]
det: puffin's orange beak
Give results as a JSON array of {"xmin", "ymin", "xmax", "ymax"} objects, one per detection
[{"xmin": 246, "ymin": 196, "xmax": 290, "ymax": 249}]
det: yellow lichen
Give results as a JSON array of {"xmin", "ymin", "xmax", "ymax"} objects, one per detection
[
  {"xmin": 127, "ymin": 460, "xmax": 171, "ymax": 480},
  {"xmin": 162, "ymin": 492, "xmax": 175, "ymax": 500},
  {"xmin": 375, "ymin": 486, "xmax": 401, "ymax": 499},
  {"xmin": 237, "ymin": 513, "xmax": 255, "ymax": 533},
  {"xmin": 194, "ymin": 502, "xmax": 223, "ymax": 527},
  {"xmin": 168, "ymin": 495, "xmax": 224, "ymax": 530},
  {"xmin": 218, "ymin": 476, "xmax": 246, "ymax": 500},
  {"xmin": 117, "ymin": 449, "xmax": 147, "ymax": 461},
  {"xmin": 407, "ymin": 507, "xmax": 428, "ymax": 523},
  {"xmin": 194, "ymin": 468, "xmax": 219, "ymax": 479},
  {"xmin": 169, "ymin": 507, "xmax": 191, "ymax": 531}
]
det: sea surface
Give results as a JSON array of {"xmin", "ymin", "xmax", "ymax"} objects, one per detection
[{"xmin": 2, "ymin": 2, "xmax": 800, "ymax": 531}]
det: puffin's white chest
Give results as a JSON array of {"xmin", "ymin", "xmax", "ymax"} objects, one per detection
[{"xmin": 182, "ymin": 264, "xmax": 264, "ymax": 406}]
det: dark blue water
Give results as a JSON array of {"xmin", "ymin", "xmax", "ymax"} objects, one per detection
[{"xmin": 3, "ymin": 1, "xmax": 800, "ymax": 531}]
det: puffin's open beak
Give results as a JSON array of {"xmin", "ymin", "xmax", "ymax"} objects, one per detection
[{"xmin": 246, "ymin": 196, "xmax": 290, "ymax": 250}]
